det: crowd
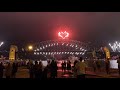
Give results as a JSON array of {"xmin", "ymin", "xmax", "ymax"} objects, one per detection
[
  {"xmin": 61, "ymin": 57, "xmax": 120, "ymax": 78},
  {"xmin": 27, "ymin": 60, "xmax": 58, "ymax": 79},
  {"xmin": 89, "ymin": 57, "xmax": 120, "ymax": 75},
  {"xmin": 0, "ymin": 62, "xmax": 18, "ymax": 78},
  {"xmin": 0, "ymin": 56, "xmax": 120, "ymax": 78},
  {"xmin": 61, "ymin": 60, "xmax": 72, "ymax": 74}
]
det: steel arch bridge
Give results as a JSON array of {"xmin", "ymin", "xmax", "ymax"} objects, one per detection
[{"xmin": 33, "ymin": 40, "xmax": 88, "ymax": 56}]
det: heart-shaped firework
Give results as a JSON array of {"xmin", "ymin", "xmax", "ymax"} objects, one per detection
[{"xmin": 58, "ymin": 31, "xmax": 69, "ymax": 39}]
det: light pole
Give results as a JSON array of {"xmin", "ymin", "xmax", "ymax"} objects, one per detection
[
  {"xmin": 28, "ymin": 45, "xmax": 33, "ymax": 51},
  {"xmin": 27, "ymin": 45, "xmax": 34, "ymax": 60}
]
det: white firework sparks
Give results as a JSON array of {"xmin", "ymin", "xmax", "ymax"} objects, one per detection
[
  {"xmin": 0, "ymin": 42, "xmax": 4, "ymax": 47},
  {"xmin": 109, "ymin": 41, "xmax": 120, "ymax": 52}
]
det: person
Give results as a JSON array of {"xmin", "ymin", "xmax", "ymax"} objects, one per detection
[
  {"xmin": 42, "ymin": 65, "xmax": 48, "ymax": 79},
  {"xmin": 61, "ymin": 61, "xmax": 64, "ymax": 72},
  {"xmin": 5, "ymin": 62, "xmax": 12, "ymax": 78},
  {"xmin": 67, "ymin": 60, "xmax": 71, "ymax": 73},
  {"xmin": 54, "ymin": 60, "xmax": 58, "ymax": 77},
  {"xmin": 11, "ymin": 62, "xmax": 18, "ymax": 78},
  {"xmin": 117, "ymin": 57, "xmax": 120, "ymax": 75},
  {"xmin": 28, "ymin": 63, "xmax": 34, "ymax": 78},
  {"xmin": 96, "ymin": 58, "xmax": 101, "ymax": 72},
  {"xmin": 46, "ymin": 60, "xmax": 51, "ymax": 78},
  {"xmin": 33, "ymin": 61, "xmax": 39, "ymax": 78},
  {"xmin": 74, "ymin": 60, "xmax": 78, "ymax": 67},
  {"xmin": 93, "ymin": 60, "xmax": 97, "ymax": 72},
  {"xmin": 50, "ymin": 60, "xmax": 58, "ymax": 78},
  {"xmin": 0, "ymin": 62, "xmax": 4, "ymax": 78},
  {"xmin": 105, "ymin": 58, "xmax": 110, "ymax": 74},
  {"xmin": 63, "ymin": 61, "xmax": 67, "ymax": 73},
  {"xmin": 37, "ymin": 61, "xmax": 43, "ymax": 79},
  {"xmin": 73, "ymin": 60, "xmax": 78, "ymax": 78},
  {"xmin": 75, "ymin": 57, "xmax": 87, "ymax": 79}
]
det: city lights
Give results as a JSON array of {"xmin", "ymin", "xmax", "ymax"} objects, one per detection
[
  {"xmin": 37, "ymin": 48, "xmax": 39, "ymax": 51},
  {"xmin": 33, "ymin": 51, "xmax": 86, "ymax": 55},
  {"xmin": 37, "ymin": 52, "xmax": 39, "ymax": 55},
  {"xmin": 66, "ymin": 44, "xmax": 68, "ymax": 46},
  {"xmin": 43, "ymin": 46, "xmax": 45, "ymax": 49},
  {"xmin": 82, "ymin": 52, "xmax": 85, "ymax": 55}
]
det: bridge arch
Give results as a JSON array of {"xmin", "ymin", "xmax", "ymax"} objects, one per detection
[{"xmin": 33, "ymin": 40, "xmax": 88, "ymax": 56}]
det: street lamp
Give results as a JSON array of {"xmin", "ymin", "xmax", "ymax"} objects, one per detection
[
  {"xmin": 26, "ymin": 45, "xmax": 34, "ymax": 60},
  {"xmin": 28, "ymin": 45, "xmax": 33, "ymax": 51}
]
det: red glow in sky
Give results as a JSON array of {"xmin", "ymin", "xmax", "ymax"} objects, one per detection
[{"xmin": 58, "ymin": 31, "xmax": 69, "ymax": 39}]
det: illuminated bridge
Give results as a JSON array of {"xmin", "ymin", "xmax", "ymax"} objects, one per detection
[{"xmin": 33, "ymin": 40, "xmax": 88, "ymax": 57}]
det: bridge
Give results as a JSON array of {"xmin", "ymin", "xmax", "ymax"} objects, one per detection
[
  {"xmin": 26, "ymin": 39, "xmax": 110, "ymax": 60},
  {"xmin": 33, "ymin": 40, "xmax": 88, "ymax": 56}
]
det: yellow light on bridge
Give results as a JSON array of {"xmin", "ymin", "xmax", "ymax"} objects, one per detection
[{"xmin": 28, "ymin": 45, "xmax": 33, "ymax": 50}]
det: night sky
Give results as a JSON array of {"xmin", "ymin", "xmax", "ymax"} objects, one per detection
[{"xmin": 0, "ymin": 12, "xmax": 120, "ymax": 43}]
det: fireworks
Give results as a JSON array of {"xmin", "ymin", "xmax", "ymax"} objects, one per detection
[
  {"xmin": 58, "ymin": 31, "xmax": 69, "ymax": 39},
  {"xmin": 0, "ymin": 42, "xmax": 4, "ymax": 47},
  {"xmin": 109, "ymin": 41, "xmax": 120, "ymax": 52}
]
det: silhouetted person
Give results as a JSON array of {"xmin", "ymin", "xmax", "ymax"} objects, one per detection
[
  {"xmin": 96, "ymin": 58, "xmax": 101, "ymax": 72},
  {"xmin": 63, "ymin": 61, "xmax": 67, "ymax": 73},
  {"xmin": 37, "ymin": 61, "xmax": 43, "ymax": 79},
  {"xmin": 61, "ymin": 61, "xmax": 64, "ymax": 72},
  {"xmin": 105, "ymin": 58, "xmax": 110, "ymax": 74},
  {"xmin": 54, "ymin": 60, "xmax": 58, "ymax": 77},
  {"xmin": 74, "ymin": 60, "xmax": 78, "ymax": 67},
  {"xmin": 0, "ymin": 62, "xmax": 4, "ymax": 78},
  {"xmin": 50, "ymin": 60, "xmax": 58, "ymax": 78},
  {"xmin": 11, "ymin": 62, "xmax": 18, "ymax": 78},
  {"xmin": 29, "ymin": 63, "xmax": 34, "ymax": 78},
  {"xmin": 93, "ymin": 60, "xmax": 97, "ymax": 72},
  {"xmin": 73, "ymin": 60, "xmax": 78, "ymax": 77},
  {"xmin": 43, "ymin": 66, "xmax": 48, "ymax": 79},
  {"xmin": 33, "ymin": 61, "xmax": 39, "ymax": 78},
  {"xmin": 75, "ymin": 57, "xmax": 87, "ymax": 79},
  {"xmin": 5, "ymin": 62, "xmax": 12, "ymax": 78},
  {"xmin": 117, "ymin": 57, "xmax": 120, "ymax": 75},
  {"xmin": 46, "ymin": 60, "xmax": 51, "ymax": 78},
  {"xmin": 67, "ymin": 60, "xmax": 71, "ymax": 73}
]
